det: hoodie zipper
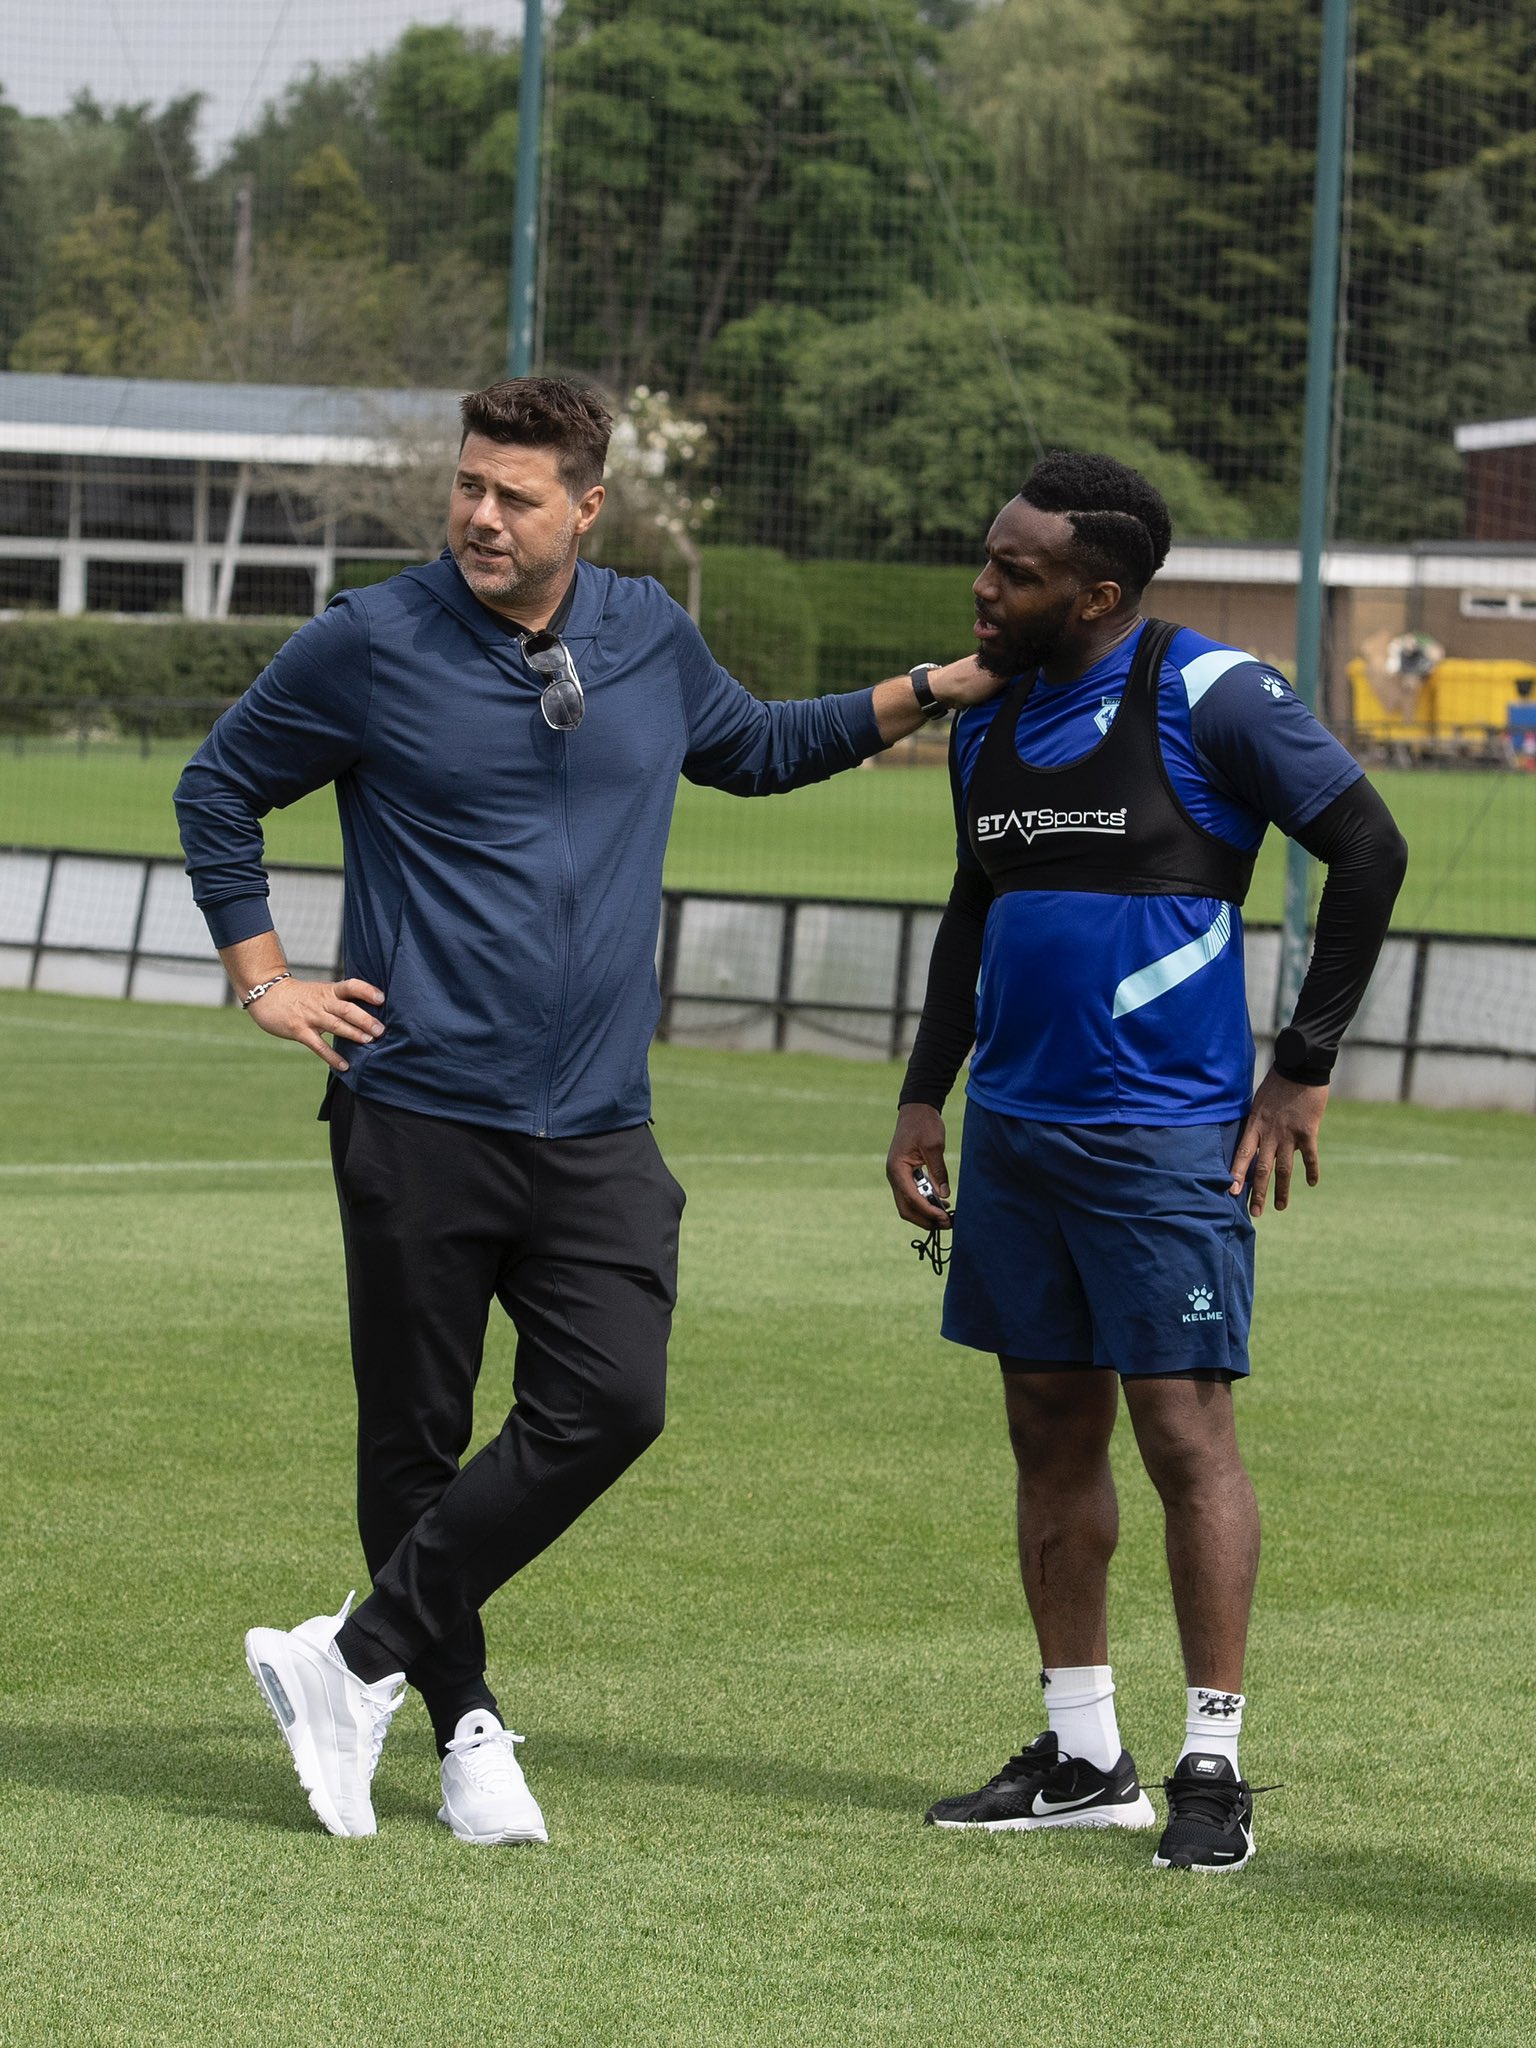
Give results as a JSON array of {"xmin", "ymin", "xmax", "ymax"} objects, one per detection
[{"xmin": 535, "ymin": 734, "xmax": 576, "ymax": 1136}]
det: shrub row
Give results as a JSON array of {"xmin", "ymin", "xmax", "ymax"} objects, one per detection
[
  {"xmin": 0, "ymin": 615, "xmax": 296, "ymax": 721},
  {"xmin": 699, "ymin": 550, "xmax": 977, "ymax": 698},
  {"xmin": 0, "ymin": 548, "xmax": 981, "ymax": 714}
]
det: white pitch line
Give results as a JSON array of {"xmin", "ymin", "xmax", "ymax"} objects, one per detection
[
  {"xmin": 657, "ymin": 1073, "xmax": 897, "ymax": 1105},
  {"xmin": 0, "ymin": 1151, "xmax": 884, "ymax": 1179},
  {"xmin": 1325, "ymin": 1149, "xmax": 1462, "ymax": 1167},
  {"xmin": 0, "ymin": 1158, "xmax": 328, "ymax": 1178},
  {"xmin": 668, "ymin": 1152, "xmax": 882, "ymax": 1166},
  {"xmin": 0, "ymin": 1014, "xmax": 246, "ymax": 1049}
]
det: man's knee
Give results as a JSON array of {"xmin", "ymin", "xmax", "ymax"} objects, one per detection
[
  {"xmin": 1003, "ymin": 1368, "xmax": 1117, "ymax": 1477},
  {"xmin": 589, "ymin": 1367, "xmax": 667, "ymax": 1468},
  {"xmin": 1125, "ymin": 1377, "xmax": 1246, "ymax": 1502}
]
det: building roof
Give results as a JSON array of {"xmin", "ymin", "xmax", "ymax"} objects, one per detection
[
  {"xmin": 0, "ymin": 372, "xmax": 463, "ymax": 467},
  {"xmin": 1160, "ymin": 540, "xmax": 1536, "ymax": 590},
  {"xmin": 1454, "ymin": 418, "xmax": 1536, "ymax": 454}
]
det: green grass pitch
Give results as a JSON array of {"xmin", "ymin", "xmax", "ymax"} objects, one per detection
[
  {"xmin": 1, "ymin": 986, "xmax": 1531, "ymax": 2045},
  {"xmin": 1, "ymin": 738, "xmax": 1533, "ymax": 933}
]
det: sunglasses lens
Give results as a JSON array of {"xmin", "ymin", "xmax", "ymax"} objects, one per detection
[
  {"xmin": 541, "ymin": 677, "xmax": 584, "ymax": 730},
  {"xmin": 522, "ymin": 630, "xmax": 583, "ymax": 730}
]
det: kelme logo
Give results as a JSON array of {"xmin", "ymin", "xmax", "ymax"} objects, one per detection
[{"xmin": 1181, "ymin": 1286, "xmax": 1224, "ymax": 1325}]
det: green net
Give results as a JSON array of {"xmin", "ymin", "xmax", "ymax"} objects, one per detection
[{"xmin": 1, "ymin": 2, "xmax": 1534, "ymax": 1076}]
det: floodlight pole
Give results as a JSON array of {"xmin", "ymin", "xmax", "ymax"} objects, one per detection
[
  {"xmin": 1278, "ymin": 0, "xmax": 1352, "ymax": 1030},
  {"xmin": 507, "ymin": 0, "xmax": 545, "ymax": 377}
]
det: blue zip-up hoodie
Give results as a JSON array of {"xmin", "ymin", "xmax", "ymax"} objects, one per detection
[{"xmin": 175, "ymin": 553, "xmax": 883, "ymax": 1135}]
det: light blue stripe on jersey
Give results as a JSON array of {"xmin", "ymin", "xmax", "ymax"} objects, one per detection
[
  {"xmin": 1180, "ymin": 647, "xmax": 1255, "ymax": 707},
  {"xmin": 1112, "ymin": 903, "xmax": 1232, "ymax": 1018}
]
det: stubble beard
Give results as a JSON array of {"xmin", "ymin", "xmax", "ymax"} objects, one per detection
[
  {"xmin": 977, "ymin": 595, "xmax": 1078, "ymax": 679},
  {"xmin": 452, "ymin": 515, "xmax": 578, "ymax": 617}
]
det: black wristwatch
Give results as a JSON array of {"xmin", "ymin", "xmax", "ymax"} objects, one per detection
[{"xmin": 909, "ymin": 662, "xmax": 948, "ymax": 720}]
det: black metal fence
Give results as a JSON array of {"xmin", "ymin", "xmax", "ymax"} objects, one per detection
[{"xmin": 3, "ymin": 844, "xmax": 1534, "ymax": 1111}]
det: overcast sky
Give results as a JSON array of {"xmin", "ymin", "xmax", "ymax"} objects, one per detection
[{"xmin": 6, "ymin": 1, "xmax": 528, "ymax": 164}]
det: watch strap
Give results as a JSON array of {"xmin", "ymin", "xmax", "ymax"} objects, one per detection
[{"xmin": 909, "ymin": 662, "xmax": 946, "ymax": 719}]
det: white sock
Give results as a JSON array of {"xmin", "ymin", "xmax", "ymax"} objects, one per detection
[
  {"xmin": 1179, "ymin": 1686, "xmax": 1245, "ymax": 1772},
  {"xmin": 1041, "ymin": 1665, "xmax": 1121, "ymax": 1772}
]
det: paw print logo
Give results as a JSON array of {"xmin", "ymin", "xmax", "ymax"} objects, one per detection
[
  {"xmin": 1259, "ymin": 675, "xmax": 1289, "ymax": 699},
  {"xmin": 1188, "ymin": 1286, "xmax": 1213, "ymax": 1312}
]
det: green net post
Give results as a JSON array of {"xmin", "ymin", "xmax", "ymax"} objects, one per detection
[
  {"xmin": 506, "ymin": 0, "xmax": 545, "ymax": 377},
  {"xmin": 1278, "ymin": 0, "xmax": 1353, "ymax": 1031}
]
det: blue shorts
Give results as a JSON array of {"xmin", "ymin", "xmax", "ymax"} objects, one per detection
[{"xmin": 942, "ymin": 1106, "xmax": 1255, "ymax": 1379}]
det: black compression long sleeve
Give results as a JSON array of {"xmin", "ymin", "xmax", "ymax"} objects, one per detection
[
  {"xmin": 898, "ymin": 863, "xmax": 993, "ymax": 1110},
  {"xmin": 1275, "ymin": 776, "xmax": 1408, "ymax": 1083}
]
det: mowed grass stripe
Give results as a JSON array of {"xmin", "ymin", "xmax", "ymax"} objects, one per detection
[
  {"xmin": 0, "ymin": 1150, "xmax": 883, "ymax": 1178},
  {"xmin": 1, "ymin": 738, "xmax": 1533, "ymax": 932},
  {"xmin": 0, "ymin": 986, "xmax": 1532, "ymax": 2047}
]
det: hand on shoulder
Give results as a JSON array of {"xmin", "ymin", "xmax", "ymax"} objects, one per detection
[{"xmin": 929, "ymin": 655, "xmax": 1006, "ymax": 711}]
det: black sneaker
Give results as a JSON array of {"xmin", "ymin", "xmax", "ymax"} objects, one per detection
[
  {"xmin": 1153, "ymin": 1753, "xmax": 1264, "ymax": 1871},
  {"xmin": 926, "ymin": 1730, "xmax": 1156, "ymax": 1831}
]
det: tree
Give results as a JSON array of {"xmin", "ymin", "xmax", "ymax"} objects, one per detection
[
  {"xmin": 0, "ymin": 93, "xmax": 39, "ymax": 358},
  {"xmin": 1108, "ymin": 0, "xmax": 1322, "ymax": 515},
  {"xmin": 542, "ymin": 0, "xmax": 1059, "ymax": 398},
  {"xmin": 943, "ymin": 0, "xmax": 1144, "ymax": 292},
  {"xmin": 5, "ymin": 91, "xmax": 180, "ymax": 350},
  {"xmin": 275, "ymin": 145, "xmax": 386, "ymax": 263},
  {"xmin": 108, "ymin": 94, "xmax": 204, "ymax": 223},
  {"xmin": 215, "ymin": 50, "xmax": 504, "ymax": 270},
  {"xmin": 14, "ymin": 94, "xmax": 132, "ymax": 261},
  {"xmin": 233, "ymin": 149, "xmax": 503, "ymax": 388},
  {"xmin": 779, "ymin": 295, "xmax": 1249, "ymax": 559},
  {"xmin": 375, "ymin": 23, "xmax": 520, "ymax": 177},
  {"xmin": 1340, "ymin": 172, "xmax": 1535, "ymax": 541},
  {"xmin": 9, "ymin": 199, "xmax": 205, "ymax": 376},
  {"xmin": 1109, "ymin": 0, "xmax": 1536, "ymax": 533}
]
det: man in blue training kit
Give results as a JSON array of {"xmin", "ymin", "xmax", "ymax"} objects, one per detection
[
  {"xmin": 176, "ymin": 377, "xmax": 1001, "ymax": 1844},
  {"xmin": 886, "ymin": 452, "xmax": 1406, "ymax": 1871}
]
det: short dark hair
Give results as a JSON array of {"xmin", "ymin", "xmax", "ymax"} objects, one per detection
[
  {"xmin": 1019, "ymin": 451, "xmax": 1172, "ymax": 600},
  {"xmin": 459, "ymin": 377, "xmax": 613, "ymax": 495}
]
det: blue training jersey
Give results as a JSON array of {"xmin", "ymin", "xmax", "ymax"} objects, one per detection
[{"xmin": 951, "ymin": 622, "xmax": 1362, "ymax": 1125}]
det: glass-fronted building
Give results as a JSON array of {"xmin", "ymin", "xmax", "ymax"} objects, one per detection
[{"xmin": 0, "ymin": 372, "xmax": 459, "ymax": 617}]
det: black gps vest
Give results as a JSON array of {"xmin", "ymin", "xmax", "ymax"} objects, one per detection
[{"xmin": 963, "ymin": 618, "xmax": 1257, "ymax": 904}]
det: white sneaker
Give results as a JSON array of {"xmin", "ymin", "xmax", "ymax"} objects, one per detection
[
  {"xmin": 437, "ymin": 1711, "xmax": 548, "ymax": 1845},
  {"xmin": 244, "ymin": 1592, "xmax": 405, "ymax": 1838}
]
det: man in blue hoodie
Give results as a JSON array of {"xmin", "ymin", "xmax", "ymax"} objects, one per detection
[{"xmin": 176, "ymin": 376, "xmax": 998, "ymax": 1844}]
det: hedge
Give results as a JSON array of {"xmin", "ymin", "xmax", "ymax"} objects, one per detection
[
  {"xmin": 698, "ymin": 551, "xmax": 976, "ymax": 697},
  {"xmin": 794, "ymin": 558, "xmax": 979, "ymax": 692},
  {"xmin": 0, "ymin": 615, "xmax": 301, "ymax": 732},
  {"xmin": 0, "ymin": 549, "xmax": 979, "ymax": 717},
  {"xmin": 697, "ymin": 546, "xmax": 818, "ymax": 698}
]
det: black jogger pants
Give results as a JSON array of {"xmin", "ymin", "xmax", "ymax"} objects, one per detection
[{"xmin": 324, "ymin": 1083, "xmax": 683, "ymax": 1724}]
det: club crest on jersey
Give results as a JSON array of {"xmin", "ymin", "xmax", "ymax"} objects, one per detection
[
  {"xmin": 975, "ymin": 806, "xmax": 1128, "ymax": 845},
  {"xmin": 1094, "ymin": 695, "xmax": 1122, "ymax": 735}
]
